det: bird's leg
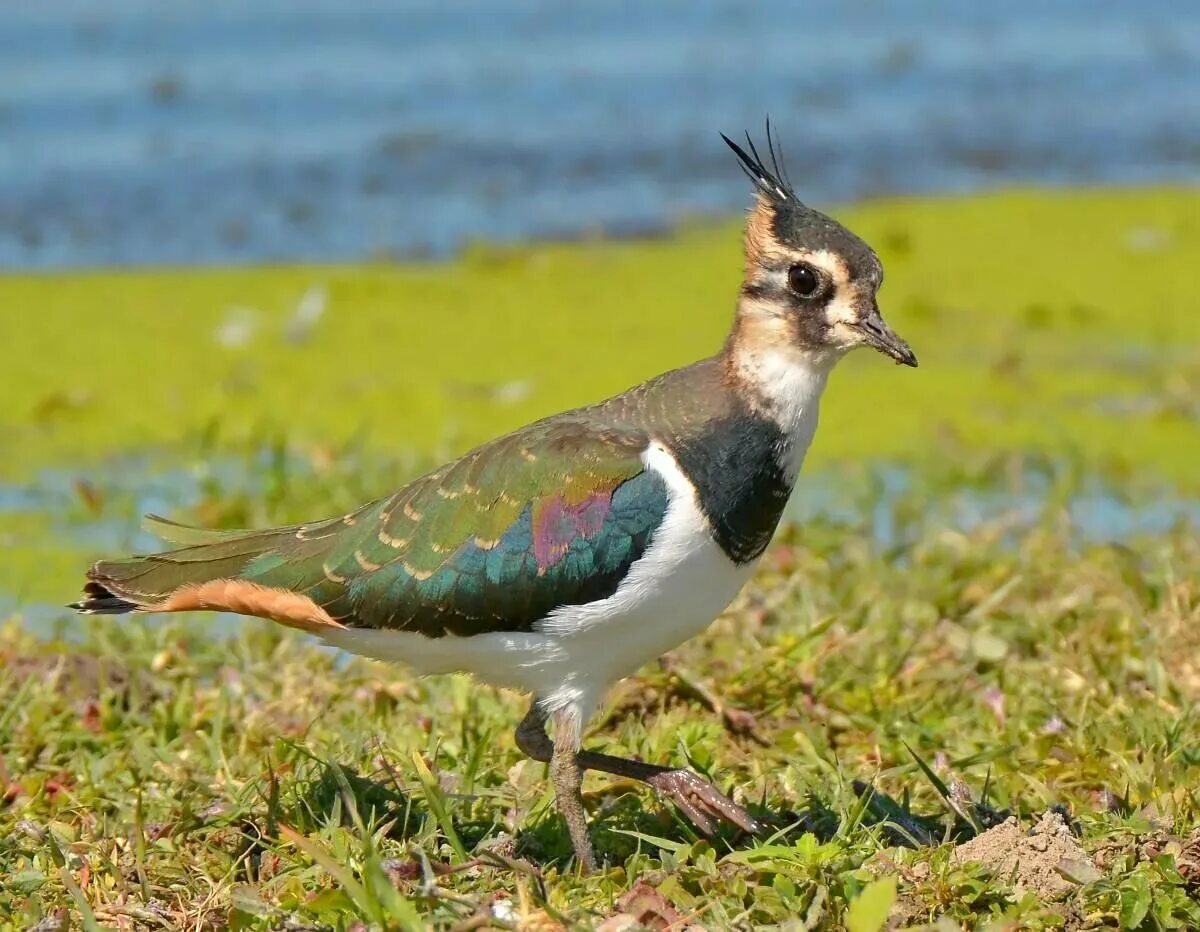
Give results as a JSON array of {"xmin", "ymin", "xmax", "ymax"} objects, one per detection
[
  {"xmin": 515, "ymin": 701, "xmax": 760, "ymax": 862},
  {"xmin": 514, "ymin": 703, "xmax": 597, "ymax": 872},
  {"xmin": 576, "ymin": 747, "xmax": 761, "ymax": 837},
  {"xmin": 550, "ymin": 727, "xmax": 595, "ymax": 873}
]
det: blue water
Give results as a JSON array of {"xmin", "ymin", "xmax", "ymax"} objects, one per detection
[
  {"xmin": 6, "ymin": 451, "xmax": 1197, "ymax": 556},
  {"xmin": 2, "ymin": 0, "xmax": 1198, "ymax": 268}
]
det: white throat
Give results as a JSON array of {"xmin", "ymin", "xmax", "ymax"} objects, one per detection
[{"xmin": 729, "ymin": 345, "xmax": 834, "ymax": 478}]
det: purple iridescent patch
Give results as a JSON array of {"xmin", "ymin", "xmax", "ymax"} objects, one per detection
[{"xmin": 532, "ymin": 491, "xmax": 613, "ymax": 569}]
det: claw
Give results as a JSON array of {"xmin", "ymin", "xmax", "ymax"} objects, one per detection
[{"xmin": 645, "ymin": 769, "xmax": 762, "ymax": 835}]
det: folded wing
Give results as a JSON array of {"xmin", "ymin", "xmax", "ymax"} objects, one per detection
[{"xmin": 76, "ymin": 419, "xmax": 671, "ymax": 638}]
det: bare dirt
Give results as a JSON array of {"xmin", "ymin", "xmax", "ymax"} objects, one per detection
[{"xmin": 951, "ymin": 811, "xmax": 1094, "ymax": 899}]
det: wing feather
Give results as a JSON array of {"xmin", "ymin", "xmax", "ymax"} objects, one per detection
[{"xmin": 87, "ymin": 419, "xmax": 671, "ymax": 638}]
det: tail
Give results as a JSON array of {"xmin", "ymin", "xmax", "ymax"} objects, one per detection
[
  {"xmin": 69, "ymin": 514, "xmax": 350, "ymax": 633},
  {"xmin": 69, "ymin": 581, "xmax": 141, "ymax": 615}
]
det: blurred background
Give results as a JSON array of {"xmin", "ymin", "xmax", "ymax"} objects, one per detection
[
  {"xmin": 4, "ymin": 0, "xmax": 1199, "ymax": 266},
  {"xmin": 2, "ymin": 0, "xmax": 1199, "ymax": 630}
]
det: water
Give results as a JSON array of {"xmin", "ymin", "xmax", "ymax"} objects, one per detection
[
  {"xmin": 2, "ymin": 0, "xmax": 1198, "ymax": 268},
  {"xmin": 786, "ymin": 464, "xmax": 1200, "ymax": 550}
]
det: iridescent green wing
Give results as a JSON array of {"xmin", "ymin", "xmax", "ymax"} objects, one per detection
[{"xmin": 241, "ymin": 418, "xmax": 670, "ymax": 636}]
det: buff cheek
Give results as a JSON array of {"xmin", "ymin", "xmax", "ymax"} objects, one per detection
[{"xmin": 823, "ymin": 294, "xmax": 860, "ymax": 328}]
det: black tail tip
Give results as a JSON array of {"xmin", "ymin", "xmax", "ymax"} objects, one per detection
[{"xmin": 69, "ymin": 581, "xmax": 138, "ymax": 615}]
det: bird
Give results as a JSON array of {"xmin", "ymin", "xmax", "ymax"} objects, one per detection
[{"xmin": 71, "ymin": 125, "xmax": 916, "ymax": 872}]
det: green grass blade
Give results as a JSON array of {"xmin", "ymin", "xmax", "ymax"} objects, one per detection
[{"xmin": 410, "ymin": 751, "xmax": 468, "ymax": 862}]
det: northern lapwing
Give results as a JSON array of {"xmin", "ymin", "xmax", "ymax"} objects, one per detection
[{"xmin": 72, "ymin": 126, "xmax": 917, "ymax": 871}]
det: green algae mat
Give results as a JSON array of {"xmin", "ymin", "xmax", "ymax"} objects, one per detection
[{"xmin": 3, "ymin": 187, "xmax": 1198, "ymax": 482}]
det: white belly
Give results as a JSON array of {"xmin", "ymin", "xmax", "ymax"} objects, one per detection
[{"xmin": 318, "ymin": 442, "xmax": 755, "ymax": 722}]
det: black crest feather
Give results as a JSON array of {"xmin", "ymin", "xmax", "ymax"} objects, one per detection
[{"xmin": 721, "ymin": 118, "xmax": 796, "ymax": 203}]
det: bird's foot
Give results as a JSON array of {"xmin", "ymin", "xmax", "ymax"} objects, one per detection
[{"xmin": 645, "ymin": 768, "xmax": 761, "ymax": 836}]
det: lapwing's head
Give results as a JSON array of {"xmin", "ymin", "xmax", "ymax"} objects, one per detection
[{"xmin": 724, "ymin": 126, "xmax": 917, "ymax": 369}]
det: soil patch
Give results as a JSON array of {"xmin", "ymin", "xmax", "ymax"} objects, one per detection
[{"xmin": 951, "ymin": 811, "xmax": 1093, "ymax": 899}]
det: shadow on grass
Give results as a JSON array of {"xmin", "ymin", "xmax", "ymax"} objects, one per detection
[
  {"xmin": 207, "ymin": 757, "xmax": 425, "ymax": 883},
  {"xmin": 272, "ymin": 751, "xmax": 505, "ymax": 853},
  {"xmin": 213, "ymin": 742, "xmax": 1012, "ymax": 877},
  {"xmin": 279, "ymin": 759, "xmax": 423, "ymax": 838},
  {"xmin": 512, "ymin": 773, "xmax": 1014, "ymax": 870}
]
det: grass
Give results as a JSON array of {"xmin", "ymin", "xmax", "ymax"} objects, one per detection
[
  {"xmin": 2, "ymin": 186, "xmax": 1200, "ymax": 928},
  {"xmin": 3, "ymin": 454, "xmax": 1199, "ymax": 928}
]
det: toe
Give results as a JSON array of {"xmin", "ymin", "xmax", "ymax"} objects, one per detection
[
  {"xmin": 672, "ymin": 794, "xmax": 716, "ymax": 835},
  {"xmin": 703, "ymin": 792, "xmax": 761, "ymax": 833},
  {"xmin": 674, "ymin": 771, "xmax": 761, "ymax": 833},
  {"xmin": 646, "ymin": 769, "xmax": 764, "ymax": 836}
]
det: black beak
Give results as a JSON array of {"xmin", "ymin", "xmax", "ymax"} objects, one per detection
[{"xmin": 853, "ymin": 303, "xmax": 917, "ymax": 367}]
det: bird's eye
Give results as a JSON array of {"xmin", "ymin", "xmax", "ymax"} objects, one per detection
[{"xmin": 787, "ymin": 264, "xmax": 820, "ymax": 298}]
